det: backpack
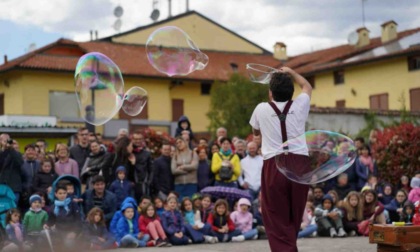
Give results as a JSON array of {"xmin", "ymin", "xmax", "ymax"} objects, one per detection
[{"xmin": 218, "ymin": 153, "xmax": 234, "ymax": 181}]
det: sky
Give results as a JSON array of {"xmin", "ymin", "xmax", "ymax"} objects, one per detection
[{"xmin": 1, "ymin": 0, "xmax": 420, "ymax": 61}]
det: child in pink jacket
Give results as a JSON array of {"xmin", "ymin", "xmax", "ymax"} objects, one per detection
[
  {"xmin": 230, "ymin": 198, "xmax": 258, "ymax": 241},
  {"xmin": 408, "ymin": 178, "xmax": 420, "ymax": 203}
]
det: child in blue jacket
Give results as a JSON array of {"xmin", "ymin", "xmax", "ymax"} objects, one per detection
[
  {"xmin": 115, "ymin": 202, "xmax": 149, "ymax": 248},
  {"xmin": 161, "ymin": 196, "xmax": 189, "ymax": 245}
]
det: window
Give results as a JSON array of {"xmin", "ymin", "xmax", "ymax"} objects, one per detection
[
  {"xmin": 334, "ymin": 70, "xmax": 345, "ymax": 85},
  {"xmin": 49, "ymin": 91, "xmax": 79, "ymax": 118},
  {"xmin": 336, "ymin": 100, "xmax": 345, "ymax": 108},
  {"xmin": 119, "ymin": 101, "xmax": 148, "ymax": 120},
  {"xmin": 370, "ymin": 93, "xmax": 389, "ymax": 110},
  {"xmin": 306, "ymin": 76, "xmax": 315, "ymax": 89},
  {"xmin": 408, "ymin": 55, "xmax": 420, "ymax": 71},
  {"xmin": 201, "ymin": 82, "xmax": 212, "ymax": 95},
  {"xmin": 172, "ymin": 99, "xmax": 184, "ymax": 122},
  {"xmin": 230, "ymin": 63, "xmax": 238, "ymax": 72},
  {"xmin": 410, "ymin": 88, "xmax": 420, "ymax": 111}
]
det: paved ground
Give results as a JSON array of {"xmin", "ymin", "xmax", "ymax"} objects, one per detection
[{"xmin": 108, "ymin": 237, "xmax": 377, "ymax": 252}]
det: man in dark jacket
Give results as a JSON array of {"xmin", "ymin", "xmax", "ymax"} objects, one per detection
[
  {"xmin": 82, "ymin": 175, "xmax": 117, "ymax": 224},
  {"xmin": 0, "ymin": 134, "xmax": 24, "ymax": 204},
  {"xmin": 70, "ymin": 127, "xmax": 90, "ymax": 172},
  {"xmin": 152, "ymin": 143, "xmax": 173, "ymax": 200},
  {"xmin": 21, "ymin": 144, "xmax": 41, "ymax": 194},
  {"xmin": 131, "ymin": 130, "xmax": 153, "ymax": 199}
]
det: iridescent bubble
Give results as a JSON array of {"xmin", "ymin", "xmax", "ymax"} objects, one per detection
[
  {"xmin": 146, "ymin": 26, "xmax": 209, "ymax": 77},
  {"xmin": 275, "ymin": 130, "xmax": 357, "ymax": 184},
  {"xmin": 74, "ymin": 52, "xmax": 124, "ymax": 126},
  {"xmin": 246, "ymin": 63, "xmax": 278, "ymax": 84},
  {"xmin": 122, "ymin": 86, "xmax": 148, "ymax": 116}
]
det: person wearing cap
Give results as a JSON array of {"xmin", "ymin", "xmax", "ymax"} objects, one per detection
[
  {"xmin": 23, "ymin": 194, "xmax": 48, "ymax": 234},
  {"xmin": 314, "ymin": 194, "xmax": 346, "ymax": 238}
]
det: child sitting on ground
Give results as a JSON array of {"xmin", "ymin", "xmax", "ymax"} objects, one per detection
[
  {"xmin": 315, "ymin": 194, "xmax": 346, "ymax": 238},
  {"xmin": 161, "ymin": 196, "xmax": 189, "ymax": 246},
  {"xmin": 230, "ymin": 198, "xmax": 258, "ymax": 241},
  {"xmin": 138, "ymin": 202, "xmax": 170, "ymax": 247},
  {"xmin": 207, "ymin": 199, "xmax": 242, "ymax": 242},
  {"xmin": 82, "ymin": 207, "xmax": 117, "ymax": 250},
  {"xmin": 180, "ymin": 197, "xmax": 215, "ymax": 244},
  {"xmin": 115, "ymin": 202, "xmax": 149, "ymax": 248}
]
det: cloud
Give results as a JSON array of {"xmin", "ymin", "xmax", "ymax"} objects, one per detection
[{"xmin": 0, "ymin": 0, "xmax": 419, "ymax": 56}]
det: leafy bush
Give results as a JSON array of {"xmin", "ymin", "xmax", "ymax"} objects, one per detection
[
  {"xmin": 141, "ymin": 128, "xmax": 175, "ymax": 158},
  {"xmin": 371, "ymin": 123, "xmax": 420, "ymax": 185}
]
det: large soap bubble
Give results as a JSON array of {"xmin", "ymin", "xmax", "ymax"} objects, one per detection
[
  {"xmin": 146, "ymin": 26, "xmax": 209, "ymax": 76},
  {"xmin": 246, "ymin": 63, "xmax": 279, "ymax": 84},
  {"xmin": 275, "ymin": 130, "xmax": 357, "ymax": 184},
  {"xmin": 122, "ymin": 86, "xmax": 148, "ymax": 116},
  {"xmin": 74, "ymin": 52, "xmax": 124, "ymax": 126}
]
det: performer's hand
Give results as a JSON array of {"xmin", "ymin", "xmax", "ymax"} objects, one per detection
[{"xmin": 279, "ymin": 67, "xmax": 296, "ymax": 76}]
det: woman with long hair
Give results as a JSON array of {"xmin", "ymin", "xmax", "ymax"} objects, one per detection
[
  {"xmin": 340, "ymin": 191, "xmax": 363, "ymax": 236},
  {"xmin": 107, "ymin": 136, "xmax": 135, "ymax": 185}
]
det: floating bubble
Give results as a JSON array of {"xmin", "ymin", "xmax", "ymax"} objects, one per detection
[
  {"xmin": 146, "ymin": 26, "xmax": 209, "ymax": 77},
  {"xmin": 74, "ymin": 52, "xmax": 124, "ymax": 126},
  {"xmin": 122, "ymin": 86, "xmax": 148, "ymax": 116},
  {"xmin": 246, "ymin": 63, "xmax": 279, "ymax": 84},
  {"xmin": 275, "ymin": 130, "xmax": 357, "ymax": 184}
]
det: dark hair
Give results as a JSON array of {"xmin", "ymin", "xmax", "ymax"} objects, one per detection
[
  {"xmin": 360, "ymin": 144, "xmax": 371, "ymax": 155},
  {"xmin": 24, "ymin": 144, "xmax": 37, "ymax": 151},
  {"xmin": 92, "ymin": 175, "xmax": 105, "ymax": 184},
  {"xmin": 140, "ymin": 195, "xmax": 152, "ymax": 204},
  {"xmin": 6, "ymin": 208, "xmax": 21, "ymax": 224},
  {"xmin": 78, "ymin": 127, "xmax": 88, "ymax": 133},
  {"xmin": 168, "ymin": 191, "xmax": 180, "ymax": 199},
  {"xmin": 55, "ymin": 185, "xmax": 67, "ymax": 193},
  {"xmin": 115, "ymin": 136, "xmax": 131, "ymax": 164},
  {"xmin": 35, "ymin": 191, "xmax": 49, "ymax": 205},
  {"xmin": 219, "ymin": 137, "xmax": 231, "ymax": 145},
  {"xmin": 313, "ymin": 185, "xmax": 324, "ymax": 192},
  {"xmin": 354, "ymin": 137, "xmax": 365, "ymax": 144},
  {"xmin": 40, "ymin": 156, "xmax": 54, "ymax": 168},
  {"xmin": 269, "ymin": 72, "xmax": 294, "ymax": 102},
  {"xmin": 180, "ymin": 197, "xmax": 194, "ymax": 213},
  {"xmin": 201, "ymin": 194, "xmax": 212, "ymax": 202}
]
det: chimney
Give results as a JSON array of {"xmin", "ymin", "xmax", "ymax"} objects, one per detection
[
  {"xmin": 186, "ymin": 0, "xmax": 189, "ymax": 12},
  {"xmin": 95, "ymin": 30, "xmax": 98, "ymax": 40},
  {"xmin": 168, "ymin": 0, "xmax": 172, "ymax": 18},
  {"xmin": 381, "ymin": 20, "xmax": 398, "ymax": 43},
  {"xmin": 3, "ymin": 55, "xmax": 7, "ymax": 64},
  {"xmin": 356, "ymin": 27, "xmax": 370, "ymax": 47},
  {"xmin": 273, "ymin": 42, "xmax": 287, "ymax": 61},
  {"xmin": 90, "ymin": 30, "xmax": 93, "ymax": 41}
]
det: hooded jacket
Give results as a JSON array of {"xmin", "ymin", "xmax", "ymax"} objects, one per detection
[
  {"xmin": 175, "ymin": 115, "xmax": 194, "ymax": 140},
  {"xmin": 161, "ymin": 209, "xmax": 185, "ymax": 235},
  {"xmin": 109, "ymin": 166, "xmax": 134, "ymax": 207},
  {"xmin": 400, "ymin": 201, "xmax": 415, "ymax": 223},
  {"xmin": 230, "ymin": 198, "xmax": 253, "ymax": 233},
  {"xmin": 314, "ymin": 194, "xmax": 342, "ymax": 220},
  {"xmin": 115, "ymin": 203, "xmax": 139, "ymax": 242},
  {"xmin": 408, "ymin": 177, "xmax": 420, "ymax": 203},
  {"xmin": 110, "ymin": 197, "xmax": 138, "ymax": 235}
]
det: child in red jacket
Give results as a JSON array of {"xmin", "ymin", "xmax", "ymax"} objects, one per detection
[
  {"xmin": 207, "ymin": 199, "xmax": 242, "ymax": 242},
  {"xmin": 138, "ymin": 203, "xmax": 170, "ymax": 247}
]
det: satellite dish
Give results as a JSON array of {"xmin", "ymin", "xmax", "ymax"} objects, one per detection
[
  {"xmin": 114, "ymin": 6, "xmax": 124, "ymax": 18},
  {"xmin": 348, "ymin": 31, "xmax": 359, "ymax": 46},
  {"xmin": 150, "ymin": 9, "xmax": 160, "ymax": 22},
  {"xmin": 113, "ymin": 19, "xmax": 122, "ymax": 32}
]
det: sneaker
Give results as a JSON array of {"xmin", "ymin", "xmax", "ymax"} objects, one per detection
[
  {"xmin": 188, "ymin": 238, "xmax": 193, "ymax": 244},
  {"xmin": 252, "ymin": 234, "xmax": 258, "ymax": 240},
  {"xmin": 156, "ymin": 239, "xmax": 166, "ymax": 247},
  {"xmin": 231, "ymin": 235, "xmax": 245, "ymax": 242},
  {"xmin": 330, "ymin": 228, "xmax": 338, "ymax": 238},
  {"xmin": 204, "ymin": 235, "xmax": 216, "ymax": 244},
  {"xmin": 212, "ymin": 236, "xmax": 219, "ymax": 243},
  {"xmin": 348, "ymin": 230, "xmax": 356, "ymax": 237},
  {"xmin": 164, "ymin": 239, "xmax": 172, "ymax": 247},
  {"xmin": 337, "ymin": 228, "xmax": 347, "ymax": 237},
  {"xmin": 146, "ymin": 240, "xmax": 155, "ymax": 247},
  {"xmin": 311, "ymin": 231, "xmax": 317, "ymax": 237}
]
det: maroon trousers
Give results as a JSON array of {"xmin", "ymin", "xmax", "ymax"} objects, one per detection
[{"xmin": 261, "ymin": 156, "xmax": 309, "ymax": 252}]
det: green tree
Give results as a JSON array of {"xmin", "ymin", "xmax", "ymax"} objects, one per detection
[{"xmin": 207, "ymin": 74, "xmax": 269, "ymax": 138}]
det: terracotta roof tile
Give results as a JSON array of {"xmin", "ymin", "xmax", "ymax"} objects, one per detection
[{"xmin": 0, "ymin": 40, "xmax": 281, "ymax": 81}]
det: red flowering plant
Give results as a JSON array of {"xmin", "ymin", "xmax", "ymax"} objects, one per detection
[
  {"xmin": 371, "ymin": 123, "xmax": 420, "ymax": 185},
  {"xmin": 141, "ymin": 128, "xmax": 175, "ymax": 158}
]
